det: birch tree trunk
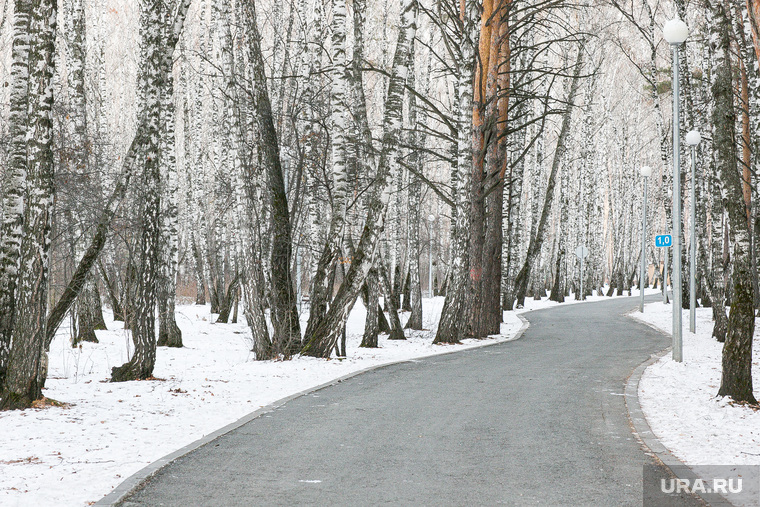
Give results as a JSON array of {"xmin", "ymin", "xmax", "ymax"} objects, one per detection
[
  {"xmin": 156, "ymin": 5, "xmax": 182, "ymax": 348},
  {"xmin": 434, "ymin": 0, "xmax": 478, "ymax": 344},
  {"xmin": 709, "ymin": 0, "xmax": 757, "ymax": 404},
  {"xmin": 43, "ymin": 0, "xmax": 192, "ymax": 348},
  {"xmin": 0, "ymin": 0, "xmax": 32, "ymax": 390},
  {"xmin": 68, "ymin": 0, "xmax": 107, "ymax": 346},
  {"xmin": 0, "ymin": 0, "xmax": 56, "ymax": 409},
  {"xmin": 704, "ymin": 3, "xmax": 730, "ymax": 342},
  {"xmin": 404, "ymin": 47, "xmax": 423, "ymax": 330},
  {"xmin": 361, "ymin": 266, "xmax": 380, "ymax": 348},
  {"xmin": 303, "ymin": 0, "xmax": 351, "ymax": 343},
  {"xmin": 111, "ymin": 0, "xmax": 164, "ymax": 382}
]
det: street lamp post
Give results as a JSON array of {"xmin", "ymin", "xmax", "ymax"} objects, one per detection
[
  {"xmin": 640, "ymin": 166, "xmax": 652, "ymax": 313},
  {"xmin": 428, "ymin": 214, "xmax": 435, "ymax": 298},
  {"xmin": 663, "ymin": 18, "xmax": 688, "ymax": 363},
  {"xmin": 685, "ymin": 130, "xmax": 701, "ymax": 333}
]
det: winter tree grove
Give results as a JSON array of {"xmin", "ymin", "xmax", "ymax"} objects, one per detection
[{"xmin": 0, "ymin": 0, "xmax": 758, "ymax": 410}]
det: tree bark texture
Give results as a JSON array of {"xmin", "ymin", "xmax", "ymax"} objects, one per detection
[
  {"xmin": 710, "ymin": 0, "xmax": 757, "ymax": 404},
  {"xmin": 0, "ymin": 0, "xmax": 32, "ymax": 393},
  {"xmin": 1, "ymin": 0, "xmax": 57, "ymax": 409}
]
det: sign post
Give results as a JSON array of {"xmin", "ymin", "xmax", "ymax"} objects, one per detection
[
  {"xmin": 657, "ymin": 235, "xmax": 673, "ymax": 305},
  {"xmin": 575, "ymin": 246, "xmax": 589, "ymax": 301},
  {"xmin": 655, "ymin": 234, "xmax": 672, "ymax": 248}
]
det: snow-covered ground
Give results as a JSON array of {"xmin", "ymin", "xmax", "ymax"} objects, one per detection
[
  {"xmin": 0, "ymin": 297, "xmax": 524, "ymax": 507},
  {"xmin": 0, "ymin": 287, "xmax": 672, "ymax": 507},
  {"xmin": 633, "ymin": 301, "xmax": 760, "ymax": 505}
]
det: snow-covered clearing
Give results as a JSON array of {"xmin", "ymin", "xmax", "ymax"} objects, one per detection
[
  {"xmin": 0, "ymin": 297, "xmax": 523, "ymax": 507},
  {"xmin": 633, "ymin": 301, "xmax": 760, "ymax": 505}
]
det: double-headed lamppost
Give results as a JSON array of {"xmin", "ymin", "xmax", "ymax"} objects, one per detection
[
  {"xmin": 685, "ymin": 130, "xmax": 701, "ymax": 333},
  {"xmin": 428, "ymin": 214, "xmax": 435, "ymax": 297},
  {"xmin": 640, "ymin": 166, "xmax": 652, "ymax": 313},
  {"xmin": 663, "ymin": 17, "xmax": 688, "ymax": 363}
]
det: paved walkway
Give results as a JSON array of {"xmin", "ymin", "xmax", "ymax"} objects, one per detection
[{"xmin": 119, "ymin": 296, "xmax": 703, "ymax": 506}]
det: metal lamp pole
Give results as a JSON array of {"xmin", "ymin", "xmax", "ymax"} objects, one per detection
[
  {"xmin": 428, "ymin": 214, "xmax": 435, "ymax": 298},
  {"xmin": 685, "ymin": 130, "xmax": 701, "ymax": 333},
  {"xmin": 640, "ymin": 166, "xmax": 652, "ymax": 313},
  {"xmin": 664, "ymin": 18, "xmax": 688, "ymax": 362}
]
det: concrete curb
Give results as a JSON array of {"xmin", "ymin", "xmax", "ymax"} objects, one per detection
[
  {"xmin": 625, "ymin": 346, "xmax": 734, "ymax": 506},
  {"xmin": 95, "ymin": 313, "xmax": 531, "ymax": 506}
]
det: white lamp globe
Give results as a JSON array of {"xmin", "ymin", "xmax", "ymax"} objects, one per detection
[
  {"xmin": 685, "ymin": 130, "xmax": 702, "ymax": 146},
  {"xmin": 663, "ymin": 18, "xmax": 689, "ymax": 44},
  {"xmin": 640, "ymin": 166, "xmax": 652, "ymax": 178}
]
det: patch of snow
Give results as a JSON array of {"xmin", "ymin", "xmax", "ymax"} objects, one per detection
[
  {"xmin": 632, "ymin": 302, "xmax": 760, "ymax": 506},
  {"xmin": 0, "ymin": 297, "xmax": 522, "ymax": 506}
]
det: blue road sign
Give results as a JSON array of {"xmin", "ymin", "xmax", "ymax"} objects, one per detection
[{"xmin": 655, "ymin": 234, "xmax": 672, "ymax": 248}]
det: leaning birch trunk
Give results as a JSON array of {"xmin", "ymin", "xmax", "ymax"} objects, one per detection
[
  {"xmin": 513, "ymin": 46, "xmax": 584, "ymax": 308},
  {"xmin": 0, "ymin": 0, "xmax": 32, "ymax": 392},
  {"xmin": 434, "ymin": 0, "xmax": 478, "ymax": 345},
  {"xmin": 0, "ymin": 0, "xmax": 56, "ymax": 409},
  {"xmin": 709, "ymin": 0, "xmax": 757, "ymax": 404},
  {"xmin": 301, "ymin": 0, "xmax": 418, "ymax": 357}
]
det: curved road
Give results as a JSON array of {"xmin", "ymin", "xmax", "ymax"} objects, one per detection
[{"xmin": 119, "ymin": 296, "xmax": 702, "ymax": 506}]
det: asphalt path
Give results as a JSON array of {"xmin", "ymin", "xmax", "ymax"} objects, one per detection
[{"xmin": 119, "ymin": 295, "xmax": 704, "ymax": 506}]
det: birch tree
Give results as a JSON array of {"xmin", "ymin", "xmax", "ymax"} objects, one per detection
[
  {"xmin": 0, "ymin": 0, "xmax": 32, "ymax": 390},
  {"xmin": 0, "ymin": 0, "xmax": 57, "ymax": 409},
  {"xmin": 513, "ymin": 45, "xmax": 584, "ymax": 308},
  {"xmin": 708, "ymin": 0, "xmax": 757, "ymax": 405},
  {"xmin": 434, "ymin": 0, "xmax": 478, "ymax": 344}
]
